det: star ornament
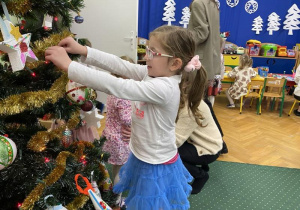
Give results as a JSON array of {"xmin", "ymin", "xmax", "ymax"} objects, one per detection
[
  {"xmin": 80, "ymin": 108, "xmax": 104, "ymax": 129},
  {"xmin": 0, "ymin": 20, "xmax": 38, "ymax": 72}
]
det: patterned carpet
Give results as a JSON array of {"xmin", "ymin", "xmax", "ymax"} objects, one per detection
[{"xmin": 189, "ymin": 161, "xmax": 300, "ymax": 210}]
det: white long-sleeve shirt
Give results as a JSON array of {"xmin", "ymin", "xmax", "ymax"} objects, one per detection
[{"xmin": 68, "ymin": 47, "xmax": 181, "ymax": 164}]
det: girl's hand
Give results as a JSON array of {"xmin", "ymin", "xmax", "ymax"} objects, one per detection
[
  {"xmin": 58, "ymin": 37, "xmax": 87, "ymax": 56},
  {"xmin": 45, "ymin": 46, "xmax": 72, "ymax": 72},
  {"xmin": 121, "ymin": 125, "xmax": 131, "ymax": 142}
]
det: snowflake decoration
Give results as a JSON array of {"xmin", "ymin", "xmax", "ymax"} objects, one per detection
[
  {"xmin": 226, "ymin": 0, "xmax": 239, "ymax": 8},
  {"xmin": 245, "ymin": 0, "xmax": 258, "ymax": 14},
  {"xmin": 215, "ymin": 0, "xmax": 220, "ymax": 9}
]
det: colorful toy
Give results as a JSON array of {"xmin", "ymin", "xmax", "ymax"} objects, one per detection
[
  {"xmin": 277, "ymin": 46, "xmax": 287, "ymax": 57},
  {"xmin": 257, "ymin": 66, "xmax": 269, "ymax": 77},
  {"xmin": 246, "ymin": 40, "xmax": 261, "ymax": 56},
  {"xmin": 260, "ymin": 44, "xmax": 277, "ymax": 57},
  {"xmin": 287, "ymin": 49, "xmax": 295, "ymax": 58},
  {"xmin": 237, "ymin": 47, "xmax": 245, "ymax": 55}
]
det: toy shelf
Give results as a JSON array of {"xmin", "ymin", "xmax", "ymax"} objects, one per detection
[{"xmin": 250, "ymin": 56, "xmax": 297, "ymax": 60}]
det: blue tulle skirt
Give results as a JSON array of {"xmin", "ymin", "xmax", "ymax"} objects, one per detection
[{"xmin": 113, "ymin": 153, "xmax": 193, "ymax": 210}]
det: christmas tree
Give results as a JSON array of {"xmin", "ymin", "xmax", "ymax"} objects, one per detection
[
  {"xmin": 283, "ymin": 4, "xmax": 300, "ymax": 36},
  {"xmin": 179, "ymin": 7, "xmax": 190, "ymax": 28},
  {"xmin": 162, "ymin": 0, "xmax": 176, "ymax": 26},
  {"xmin": 267, "ymin": 12, "xmax": 281, "ymax": 35},
  {"xmin": 0, "ymin": 1, "xmax": 115, "ymax": 209},
  {"xmin": 252, "ymin": 16, "xmax": 263, "ymax": 34}
]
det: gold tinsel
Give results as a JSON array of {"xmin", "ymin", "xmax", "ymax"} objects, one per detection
[
  {"xmin": 0, "ymin": 74, "xmax": 68, "ymax": 116},
  {"xmin": 21, "ymin": 151, "xmax": 74, "ymax": 210},
  {"xmin": 22, "ymin": 142, "xmax": 94, "ymax": 210},
  {"xmin": 32, "ymin": 30, "xmax": 74, "ymax": 60},
  {"xmin": 6, "ymin": 0, "xmax": 32, "ymax": 16},
  {"xmin": 27, "ymin": 110, "xmax": 81, "ymax": 152}
]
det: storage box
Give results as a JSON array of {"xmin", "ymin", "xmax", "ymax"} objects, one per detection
[
  {"xmin": 277, "ymin": 46, "xmax": 287, "ymax": 57},
  {"xmin": 287, "ymin": 49, "xmax": 295, "ymax": 58},
  {"xmin": 246, "ymin": 43, "xmax": 261, "ymax": 56},
  {"xmin": 260, "ymin": 44, "xmax": 277, "ymax": 57},
  {"xmin": 257, "ymin": 66, "xmax": 269, "ymax": 77}
]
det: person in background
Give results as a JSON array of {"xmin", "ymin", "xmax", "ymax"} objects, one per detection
[
  {"xmin": 226, "ymin": 54, "xmax": 257, "ymax": 108},
  {"xmin": 293, "ymin": 64, "xmax": 300, "ymax": 116},
  {"xmin": 101, "ymin": 56, "xmax": 133, "ymax": 206},
  {"xmin": 45, "ymin": 25, "xmax": 207, "ymax": 210},
  {"xmin": 188, "ymin": 0, "xmax": 221, "ymax": 105}
]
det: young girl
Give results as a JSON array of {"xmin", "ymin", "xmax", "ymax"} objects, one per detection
[
  {"xmin": 226, "ymin": 54, "xmax": 257, "ymax": 108},
  {"xmin": 45, "ymin": 25, "xmax": 207, "ymax": 210},
  {"xmin": 102, "ymin": 56, "xmax": 133, "ymax": 205}
]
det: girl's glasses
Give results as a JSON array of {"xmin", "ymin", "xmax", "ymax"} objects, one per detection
[{"xmin": 146, "ymin": 46, "xmax": 173, "ymax": 60}]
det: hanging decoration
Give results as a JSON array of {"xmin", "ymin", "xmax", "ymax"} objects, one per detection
[
  {"xmin": 42, "ymin": 14, "xmax": 53, "ymax": 30},
  {"xmin": 162, "ymin": 0, "xmax": 176, "ymax": 26},
  {"xmin": 44, "ymin": 195, "xmax": 68, "ymax": 210},
  {"xmin": 68, "ymin": 0, "xmax": 84, "ymax": 24},
  {"xmin": 179, "ymin": 7, "xmax": 190, "ymax": 28},
  {"xmin": 226, "ymin": 0, "xmax": 239, "ymax": 8},
  {"xmin": 215, "ymin": 0, "xmax": 220, "ymax": 9},
  {"xmin": 252, "ymin": 16, "xmax": 263, "ymax": 34},
  {"xmin": 267, "ymin": 12, "xmax": 281, "ymax": 35},
  {"xmin": 65, "ymin": 80, "xmax": 97, "ymax": 105},
  {"xmin": 80, "ymin": 109, "xmax": 103, "ymax": 129},
  {"xmin": 245, "ymin": 0, "xmax": 258, "ymax": 14},
  {"xmin": 0, "ymin": 135, "xmax": 17, "ymax": 170},
  {"xmin": 0, "ymin": 2, "xmax": 38, "ymax": 71},
  {"xmin": 62, "ymin": 127, "xmax": 72, "ymax": 148},
  {"xmin": 283, "ymin": 4, "xmax": 300, "ymax": 36}
]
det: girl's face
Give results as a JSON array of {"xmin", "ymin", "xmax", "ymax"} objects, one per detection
[{"xmin": 145, "ymin": 36, "xmax": 178, "ymax": 77}]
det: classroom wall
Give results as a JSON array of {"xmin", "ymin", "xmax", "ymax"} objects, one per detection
[{"xmin": 138, "ymin": 0, "xmax": 300, "ymax": 48}]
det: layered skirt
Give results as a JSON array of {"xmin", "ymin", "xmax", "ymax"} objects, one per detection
[{"xmin": 113, "ymin": 153, "xmax": 192, "ymax": 210}]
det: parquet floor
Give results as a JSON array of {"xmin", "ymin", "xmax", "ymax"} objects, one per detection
[{"xmin": 98, "ymin": 92, "xmax": 300, "ymax": 169}]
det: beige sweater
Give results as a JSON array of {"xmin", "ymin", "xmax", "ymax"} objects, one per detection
[{"xmin": 176, "ymin": 100, "xmax": 223, "ymax": 156}]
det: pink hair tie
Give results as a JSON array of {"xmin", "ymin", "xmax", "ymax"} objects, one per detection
[{"xmin": 184, "ymin": 55, "xmax": 202, "ymax": 72}]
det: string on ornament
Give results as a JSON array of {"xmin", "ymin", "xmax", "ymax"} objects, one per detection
[{"xmin": 68, "ymin": 0, "xmax": 84, "ymax": 23}]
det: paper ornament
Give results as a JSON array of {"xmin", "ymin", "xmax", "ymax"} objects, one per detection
[
  {"xmin": 66, "ymin": 80, "xmax": 97, "ymax": 105},
  {"xmin": 162, "ymin": 0, "xmax": 176, "ymax": 26},
  {"xmin": 267, "ymin": 12, "xmax": 281, "ymax": 35},
  {"xmin": 80, "ymin": 108, "xmax": 104, "ymax": 129},
  {"xmin": 44, "ymin": 195, "xmax": 67, "ymax": 210},
  {"xmin": 179, "ymin": 7, "xmax": 190, "ymax": 28},
  {"xmin": 0, "ymin": 135, "xmax": 17, "ymax": 170},
  {"xmin": 215, "ymin": 0, "xmax": 220, "ymax": 9},
  {"xmin": 43, "ymin": 14, "xmax": 53, "ymax": 29},
  {"xmin": 0, "ymin": 20, "xmax": 38, "ymax": 72},
  {"xmin": 252, "ymin": 16, "xmax": 263, "ymax": 34},
  {"xmin": 283, "ymin": 4, "xmax": 300, "ymax": 35},
  {"xmin": 226, "ymin": 0, "xmax": 239, "ymax": 8},
  {"xmin": 245, "ymin": 0, "xmax": 258, "ymax": 14},
  {"xmin": 99, "ymin": 161, "xmax": 113, "ymax": 192}
]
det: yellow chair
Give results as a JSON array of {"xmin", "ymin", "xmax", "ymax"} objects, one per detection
[
  {"xmin": 239, "ymin": 81, "xmax": 264, "ymax": 114},
  {"xmin": 258, "ymin": 78, "xmax": 287, "ymax": 117},
  {"xmin": 288, "ymin": 85, "xmax": 300, "ymax": 116}
]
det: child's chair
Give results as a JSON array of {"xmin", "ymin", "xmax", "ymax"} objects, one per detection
[
  {"xmin": 258, "ymin": 78, "xmax": 287, "ymax": 117},
  {"xmin": 288, "ymin": 85, "xmax": 300, "ymax": 116},
  {"xmin": 239, "ymin": 80, "xmax": 264, "ymax": 114}
]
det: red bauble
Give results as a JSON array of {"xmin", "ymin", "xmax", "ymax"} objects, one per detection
[{"xmin": 80, "ymin": 100, "xmax": 94, "ymax": 112}]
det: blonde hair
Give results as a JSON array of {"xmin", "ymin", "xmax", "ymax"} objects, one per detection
[
  {"xmin": 150, "ymin": 25, "xmax": 207, "ymax": 126},
  {"xmin": 238, "ymin": 54, "xmax": 253, "ymax": 70}
]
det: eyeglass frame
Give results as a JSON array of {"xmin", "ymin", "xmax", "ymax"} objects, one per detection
[{"xmin": 145, "ymin": 46, "xmax": 173, "ymax": 60}]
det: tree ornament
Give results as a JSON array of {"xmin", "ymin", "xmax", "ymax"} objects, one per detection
[
  {"xmin": 283, "ymin": 4, "xmax": 300, "ymax": 36},
  {"xmin": 43, "ymin": 14, "xmax": 53, "ymax": 30},
  {"xmin": 245, "ymin": 0, "xmax": 258, "ymax": 14},
  {"xmin": 267, "ymin": 12, "xmax": 281, "ymax": 35},
  {"xmin": 215, "ymin": 0, "xmax": 220, "ymax": 9},
  {"xmin": 162, "ymin": 0, "xmax": 176, "ymax": 26},
  {"xmin": 0, "ymin": 134, "xmax": 17, "ymax": 170},
  {"xmin": 80, "ymin": 109, "xmax": 104, "ymax": 129},
  {"xmin": 75, "ymin": 15, "xmax": 84, "ymax": 24},
  {"xmin": 252, "ymin": 16, "xmax": 263, "ymax": 34},
  {"xmin": 65, "ymin": 80, "xmax": 96, "ymax": 105},
  {"xmin": 226, "ymin": 0, "xmax": 239, "ymax": 8},
  {"xmin": 179, "ymin": 7, "xmax": 190, "ymax": 28},
  {"xmin": 44, "ymin": 195, "xmax": 67, "ymax": 210},
  {"xmin": 99, "ymin": 162, "xmax": 113, "ymax": 192},
  {"xmin": 62, "ymin": 127, "xmax": 72, "ymax": 147},
  {"xmin": 80, "ymin": 100, "xmax": 94, "ymax": 112}
]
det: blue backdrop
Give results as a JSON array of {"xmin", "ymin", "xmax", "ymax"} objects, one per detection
[{"xmin": 138, "ymin": 0, "xmax": 300, "ymax": 49}]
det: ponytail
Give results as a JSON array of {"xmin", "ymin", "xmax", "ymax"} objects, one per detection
[{"xmin": 176, "ymin": 66, "xmax": 208, "ymax": 126}]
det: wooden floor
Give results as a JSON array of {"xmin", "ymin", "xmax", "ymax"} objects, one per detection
[{"xmin": 98, "ymin": 92, "xmax": 300, "ymax": 169}]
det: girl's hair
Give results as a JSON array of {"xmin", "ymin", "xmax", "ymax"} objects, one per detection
[
  {"xmin": 150, "ymin": 25, "xmax": 207, "ymax": 126},
  {"xmin": 238, "ymin": 54, "xmax": 253, "ymax": 70}
]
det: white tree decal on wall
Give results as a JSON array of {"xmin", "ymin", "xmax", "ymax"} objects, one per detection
[
  {"xmin": 162, "ymin": 0, "xmax": 176, "ymax": 26},
  {"xmin": 283, "ymin": 4, "xmax": 300, "ymax": 35},
  {"xmin": 179, "ymin": 7, "xmax": 190, "ymax": 28},
  {"xmin": 267, "ymin": 12, "xmax": 281, "ymax": 35},
  {"xmin": 252, "ymin": 16, "xmax": 263, "ymax": 34}
]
